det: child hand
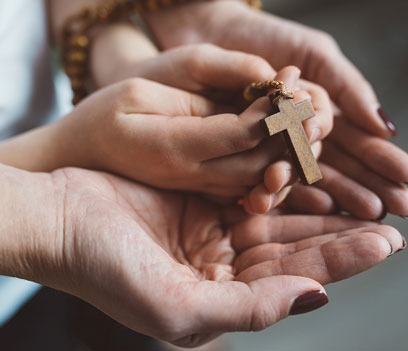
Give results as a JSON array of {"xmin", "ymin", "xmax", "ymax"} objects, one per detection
[
  {"xmin": 242, "ymin": 72, "xmax": 333, "ymax": 214},
  {"xmin": 95, "ymin": 42, "xmax": 276, "ymax": 105},
  {"xmin": 47, "ymin": 64, "xmax": 329, "ymax": 201}
]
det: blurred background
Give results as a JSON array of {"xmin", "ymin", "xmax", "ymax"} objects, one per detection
[{"xmin": 227, "ymin": 0, "xmax": 408, "ymax": 350}]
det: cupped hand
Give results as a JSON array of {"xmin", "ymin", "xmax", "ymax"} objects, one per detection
[
  {"xmin": 143, "ymin": 0, "xmax": 394, "ymax": 138},
  {"xmin": 284, "ymin": 114, "xmax": 408, "ymax": 219},
  {"xmin": 27, "ymin": 167, "xmax": 405, "ymax": 348}
]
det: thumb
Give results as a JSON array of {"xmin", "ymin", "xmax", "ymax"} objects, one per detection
[{"xmin": 184, "ymin": 276, "xmax": 327, "ymax": 335}]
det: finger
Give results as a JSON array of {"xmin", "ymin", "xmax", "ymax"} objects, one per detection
[
  {"xmin": 123, "ymin": 95, "xmax": 272, "ymax": 163},
  {"xmin": 132, "ymin": 44, "xmax": 277, "ymax": 94},
  {"xmin": 321, "ymin": 141, "xmax": 408, "ymax": 216},
  {"xmin": 296, "ymin": 81, "xmax": 333, "ymax": 144},
  {"xmin": 173, "ymin": 276, "xmax": 325, "ymax": 340},
  {"xmin": 328, "ymin": 117, "xmax": 408, "ymax": 183},
  {"xmin": 303, "ymin": 35, "xmax": 393, "ymax": 137},
  {"xmin": 243, "ymin": 185, "xmax": 291, "ymax": 215},
  {"xmin": 316, "ymin": 163, "xmax": 384, "ymax": 220},
  {"xmin": 284, "ymin": 184, "xmax": 337, "ymax": 215},
  {"xmin": 197, "ymin": 66, "xmax": 303, "ymax": 180},
  {"xmin": 231, "ymin": 214, "xmax": 376, "ymax": 252},
  {"xmin": 235, "ymin": 226, "xmax": 402, "ymax": 284},
  {"xmin": 200, "ymin": 134, "xmax": 286, "ymax": 188},
  {"xmin": 118, "ymin": 77, "xmax": 222, "ymax": 116},
  {"xmin": 185, "ymin": 44, "xmax": 277, "ymax": 91},
  {"xmin": 234, "ymin": 224, "xmax": 404, "ymax": 273}
]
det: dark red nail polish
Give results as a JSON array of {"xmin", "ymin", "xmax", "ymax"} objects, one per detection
[
  {"xmin": 378, "ymin": 108, "xmax": 397, "ymax": 137},
  {"xmin": 396, "ymin": 238, "xmax": 407, "ymax": 254},
  {"xmin": 377, "ymin": 205, "xmax": 388, "ymax": 221},
  {"xmin": 289, "ymin": 290, "xmax": 328, "ymax": 316}
]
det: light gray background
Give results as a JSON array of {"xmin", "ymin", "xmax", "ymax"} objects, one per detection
[{"xmin": 227, "ymin": 0, "xmax": 408, "ymax": 350}]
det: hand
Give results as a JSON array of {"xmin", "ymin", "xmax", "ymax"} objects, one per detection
[
  {"xmin": 7, "ymin": 165, "xmax": 404, "ymax": 348},
  {"xmin": 93, "ymin": 41, "xmax": 276, "ymax": 102},
  {"xmin": 34, "ymin": 65, "xmax": 330, "ymax": 202},
  {"xmin": 143, "ymin": 0, "xmax": 395, "ymax": 138},
  {"xmin": 242, "ymin": 78, "xmax": 332, "ymax": 214},
  {"xmin": 284, "ymin": 114, "xmax": 408, "ymax": 219}
]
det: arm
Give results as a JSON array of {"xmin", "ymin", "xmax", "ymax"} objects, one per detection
[
  {"xmin": 48, "ymin": 0, "xmax": 159, "ymax": 89},
  {"xmin": 0, "ymin": 164, "xmax": 58, "ymax": 282}
]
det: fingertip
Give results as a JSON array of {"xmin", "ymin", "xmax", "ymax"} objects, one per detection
[
  {"xmin": 264, "ymin": 161, "xmax": 294, "ymax": 193},
  {"xmin": 247, "ymin": 276, "xmax": 326, "ymax": 326},
  {"xmin": 245, "ymin": 184, "xmax": 272, "ymax": 214},
  {"xmin": 274, "ymin": 66, "xmax": 301, "ymax": 91}
]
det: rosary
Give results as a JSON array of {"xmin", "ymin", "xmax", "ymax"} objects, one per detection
[{"xmin": 244, "ymin": 81, "xmax": 322, "ymax": 185}]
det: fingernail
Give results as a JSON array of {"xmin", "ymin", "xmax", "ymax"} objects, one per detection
[
  {"xmin": 387, "ymin": 242, "xmax": 394, "ymax": 257},
  {"xmin": 378, "ymin": 107, "xmax": 397, "ymax": 137},
  {"xmin": 310, "ymin": 128, "xmax": 321, "ymax": 144},
  {"xmin": 376, "ymin": 205, "xmax": 388, "ymax": 221},
  {"xmin": 289, "ymin": 290, "xmax": 329, "ymax": 316},
  {"xmin": 396, "ymin": 237, "xmax": 407, "ymax": 254}
]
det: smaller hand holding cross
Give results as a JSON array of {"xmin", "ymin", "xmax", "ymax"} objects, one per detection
[{"xmin": 245, "ymin": 80, "xmax": 322, "ymax": 185}]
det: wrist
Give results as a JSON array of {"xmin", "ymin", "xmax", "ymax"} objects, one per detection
[
  {"xmin": 0, "ymin": 165, "xmax": 62, "ymax": 286},
  {"xmin": 90, "ymin": 23, "xmax": 159, "ymax": 88}
]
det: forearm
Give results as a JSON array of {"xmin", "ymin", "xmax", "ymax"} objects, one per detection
[
  {"xmin": 0, "ymin": 164, "xmax": 60, "ymax": 284},
  {"xmin": 0, "ymin": 113, "xmax": 92, "ymax": 172}
]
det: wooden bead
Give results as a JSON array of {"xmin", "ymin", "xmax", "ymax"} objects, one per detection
[
  {"xmin": 67, "ymin": 50, "xmax": 87, "ymax": 62},
  {"xmin": 71, "ymin": 35, "xmax": 89, "ymax": 48},
  {"xmin": 146, "ymin": 0, "xmax": 159, "ymax": 11}
]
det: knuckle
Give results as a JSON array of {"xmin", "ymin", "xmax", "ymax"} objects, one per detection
[
  {"xmin": 187, "ymin": 43, "xmax": 216, "ymax": 75},
  {"xmin": 119, "ymin": 77, "xmax": 146, "ymax": 102},
  {"xmin": 248, "ymin": 300, "xmax": 273, "ymax": 331},
  {"xmin": 308, "ymin": 30, "xmax": 340, "ymax": 61},
  {"xmin": 231, "ymin": 132, "xmax": 259, "ymax": 152},
  {"xmin": 314, "ymin": 30, "xmax": 338, "ymax": 49}
]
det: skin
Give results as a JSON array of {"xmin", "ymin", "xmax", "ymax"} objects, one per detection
[
  {"xmin": 47, "ymin": 0, "xmax": 408, "ymax": 217},
  {"xmin": 0, "ymin": 63, "xmax": 332, "ymax": 205},
  {"xmin": 142, "ymin": 0, "xmax": 392, "ymax": 138},
  {"xmin": 0, "ymin": 163, "xmax": 404, "ymax": 348},
  {"xmin": 285, "ymin": 114, "xmax": 408, "ymax": 219}
]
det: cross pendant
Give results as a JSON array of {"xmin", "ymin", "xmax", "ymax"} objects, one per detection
[{"xmin": 264, "ymin": 96, "xmax": 322, "ymax": 185}]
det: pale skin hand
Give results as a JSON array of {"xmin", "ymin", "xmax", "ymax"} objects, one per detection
[
  {"xmin": 143, "ymin": 0, "xmax": 394, "ymax": 138},
  {"xmin": 0, "ymin": 64, "xmax": 332, "ymax": 202},
  {"xmin": 1, "ymin": 164, "xmax": 404, "ymax": 348}
]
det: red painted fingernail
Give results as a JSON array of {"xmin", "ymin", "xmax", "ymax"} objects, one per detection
[
  {"xmin": 376, "ymin": 205, "xmax": 388, "ymax": 221},
  {"xmin": 378, "ymin": 107, "xmax": 397, "ymax": 137},
  {"xmin": 289, "ymin": 290, "xmax": 328, "ymax": 316},
  {"xmin": 396, "ymin": 237, "xmax": 407, "ymax": 254}
]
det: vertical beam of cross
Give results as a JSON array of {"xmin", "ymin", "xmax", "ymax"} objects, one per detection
[{"xmin": 264, "ymin": 98, "xmax": 322, "ymax": 185}]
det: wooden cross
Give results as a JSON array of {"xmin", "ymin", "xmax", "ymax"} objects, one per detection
[{"xmin": 265, "ymin": 96, "xmax": 322, "ymax": 185}]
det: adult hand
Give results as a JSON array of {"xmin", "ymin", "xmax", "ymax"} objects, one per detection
[
  {"xmin": 284, "ymin": 114, "xmax": 408, "ymax": 219},
  {"xmin": 143, "ymin": 0, "xmax": 396, "ymax": 138},
  {"xmin": 3, "ymin": 164, "xmax": 404, "ymax": 348}
]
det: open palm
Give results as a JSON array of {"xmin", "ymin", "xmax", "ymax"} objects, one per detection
[{"xmin": 45, "ymin": 167, "xmax": 404, "ymax": 348}]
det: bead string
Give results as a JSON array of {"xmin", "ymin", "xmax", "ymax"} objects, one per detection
[{"xmin": 243, "ymin": 80, "xmax": 294, "ymax": 105}]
